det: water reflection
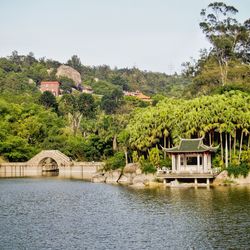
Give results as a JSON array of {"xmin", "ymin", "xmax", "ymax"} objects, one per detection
[
  {"xmin": 42, "ymin": 171, "xmax": 59, "ymax": 177},
  {"xmin": 0, "ymin": 179, "xmax": 249, "ymax": 250}
]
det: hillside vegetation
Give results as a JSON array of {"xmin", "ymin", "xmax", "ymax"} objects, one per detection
[{"xmin": 0, "ymin": 2, "xmax": 249, "ymax": 177}]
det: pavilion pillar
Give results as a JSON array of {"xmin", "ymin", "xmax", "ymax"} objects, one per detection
[
  {"xmin": 208, "ymin": 154, "xmax": 211, "ymax": 171},
  {"xmin": 184, "ymin": 154, "xmax": 187, "ymax": 169},
  {"xmin": 204, "ymin": 153, "xmax": 208, "ymax": 173},
  {"xmin": 206, "ymin": 178, "xmax": 210, "ymax": 185},
  {"xmin": 197, "ymin": 154, "xmax": 200, "ymax": 173},
  {"xmin": 194, "ymin": 178, "xmax": 198, "ymax": 185},
  {"xmin": 172, "ymin": 155, "xmax": 176, "ymax": 172},
  {"xmin": 177, "ymin": 154, "xmax": 181, "ymax": 173}
]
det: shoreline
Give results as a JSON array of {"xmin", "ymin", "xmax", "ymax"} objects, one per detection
[
  {"xmin": 1, "ymin": 162, "xmax": 250, "ymax": 188},
  {"xmin": 1, "ymin": 174, "xmax": 250, "ymax": 189}
]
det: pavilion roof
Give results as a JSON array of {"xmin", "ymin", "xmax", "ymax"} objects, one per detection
[{"xmin": 162, "ymin": 138, "xmax": 219, "ymax": 153}]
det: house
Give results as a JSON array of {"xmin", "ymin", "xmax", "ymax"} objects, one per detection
[
  {"xmin": 82, "ymin": 86, "xmax": 93, "ymax": 94},
  {"xmin": 40, "ymin": 81, "xmax": 61, "ymax": 96},
  {"xmin": 123, "ymin": 90, "xmax": 151, "ymax": 102},
  {"xmin": 135, "ymin": 92, "xmax": 151, "ymax": 102}
]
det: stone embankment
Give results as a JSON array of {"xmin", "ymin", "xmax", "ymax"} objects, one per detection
[{"xmin": 92, "ymin": 163, "xmax": 156, "ymax": 188}]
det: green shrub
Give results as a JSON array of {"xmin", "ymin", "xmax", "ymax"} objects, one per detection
[
  {"xmin": 132, "ymin": 151, "xmax": 139, "ymax": 163},
  {"xmin": 159, "ymin": 157, "xmax": 172, "ymax": 169},
  {"xmin": 139, "ymin": 157, "xmax": 157, "ymax": 174},
  {"xmin": 104, "ymin": 151, "xmax": 125, "ymax": 171},
  {"xmin": 148, "ymin": 147, "xmax": 160, "ymax": 167},
  {"xmin": 227, "ymin": 162, "xmax": 250, "ymax": 178},
  {"xmin": 212, "ymin": 154, "xmax": 224, "ymax": 169}
]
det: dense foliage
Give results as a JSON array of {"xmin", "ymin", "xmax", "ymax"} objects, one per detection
[
  {"xmin": 182, "ymin": 2, "xmax": 250, "ymax": 96},
  {"xmin": 0, "ymin": 2, "xmax": 249, "ymax": 178}
]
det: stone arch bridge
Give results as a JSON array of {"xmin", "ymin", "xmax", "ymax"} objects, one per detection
[
  {"xmin": 0, "ymin": 150, "xmax": 103, "ymax": 179},
  {"xmin": 27, "ymin": 150, "xmax": 73, "ymax": 171}
]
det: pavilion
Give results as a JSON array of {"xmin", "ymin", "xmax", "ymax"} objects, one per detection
[{"xmin": 159, "ymin": 138, "xmax": 219, "ymax": 185}]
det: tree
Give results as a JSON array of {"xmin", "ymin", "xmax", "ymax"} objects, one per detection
[
  {"xmin": 58, "ymin": 76, "xmax": 75, "ymax": 94},
  {"xmin": 39, "ymin": 91, "xmax": 58, "ymax": 111},
  {"xmin": 118, "ymin": 130, "xmax": 130, "ymax": 165},
  {"xmin": 25, "ymin": 63, "xmax": 49, "ymax": 84},
  {"xmin": 200, "ymin": 2, "xmax": 248, "ymax": 86},
  {"xmin": 111, "ymin": 75, "xmax": 129, "ymax": 91},
  {"xmin": 78, "ymin": 93, "xmax": 96, "ymax": 118},
  {"xmin": 0, "ymin": 135, "xmax": 35, "ymax": 161},
  {"xmin": 100, "ymin": 89, "xmax": 123, "ymax": 114},
  {"xmin": 67, "ymin": 55, "xmax": 83, "ymax": 73},
  {"xmin": 59, "ymin": 93, "xmax": 96, "ymax": 136},
  {"xmin": 59, "ymin": 94, "xmax": 82, "ymax": 136}
]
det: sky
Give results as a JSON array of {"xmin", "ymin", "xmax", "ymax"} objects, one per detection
[{"xmin": 0, "ymin": 0, "xmax": 249, "ymax": 74}]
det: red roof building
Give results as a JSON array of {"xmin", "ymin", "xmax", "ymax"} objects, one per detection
[{"xmin": 40, "ymin": 81, "xmax": 61, "ymax": 96}]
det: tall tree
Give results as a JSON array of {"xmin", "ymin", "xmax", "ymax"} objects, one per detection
[
  {"xmin": 59, "ymin": 93, "xmax": 96, "ymax": 136},
  {"xmin": 39, "ymin": 91, "xmax": 58, "ymax": 111},
  {"xmin": 67, "ymin": 55, "xmax": 83, "ymax": 73},
  {"xmin": 200, "ymin": 2, "xmax": 247, "ymax": 86}
]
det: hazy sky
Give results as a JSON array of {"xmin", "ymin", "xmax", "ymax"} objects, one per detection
[{"xmin": 0, "ymin": 0, "xmax": 249, "ymax": 74}]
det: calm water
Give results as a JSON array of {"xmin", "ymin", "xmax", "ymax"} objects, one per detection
[{"xmin": 0, "ymin": 178, "xmax": 249, "ymax": 250}]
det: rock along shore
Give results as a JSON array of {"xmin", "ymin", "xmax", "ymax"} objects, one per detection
[
  {"xmin": 91, "ymin": 164, "xmax": 250, "ymax": 188},
  {"xmin": 92, "ymin": 163, "xmax": 158, "ymax": 188}
]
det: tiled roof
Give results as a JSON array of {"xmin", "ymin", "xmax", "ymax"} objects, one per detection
[
  {"xmin": 136, "ymin": 93, "xmax": 151, "ymax": 99},
  {"xmin": 40, "ymin": 81, "xmax": 61, "ymax": 85},
  {"xmin": 163, "ymin": 138, "xmax": 219, "ymax": 153}
]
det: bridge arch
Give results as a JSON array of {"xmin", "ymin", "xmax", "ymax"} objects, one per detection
[
  {"xmin": 38, "ymin": 157, "xmax": 59, "ymax": 172},
  {"xmin": 27, "ymin": 150, "xmax": 72, "ymax": 169}
]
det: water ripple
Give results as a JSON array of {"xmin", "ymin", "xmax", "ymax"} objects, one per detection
[{"xmin": 0, "ymin": 178, "xmax": 249, "ymax": 250}]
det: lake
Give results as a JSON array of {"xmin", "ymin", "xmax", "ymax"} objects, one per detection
[{"xmin": 0, "ymin": 178, "xmax": 249, "ymax": 249}]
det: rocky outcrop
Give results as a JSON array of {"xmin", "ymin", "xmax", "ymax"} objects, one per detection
[
  {"xmin": 117, "ymin": 163, "xmax": 145, "ymax": 185},
  {"xmin": 92, "ymin": 173, "xmax": 106, "ymax": 183},
  {"xmin": 105, "ymin": 170, "xmax": 122, "ymax": 184},
  {"xmin": 213, "ymin": 170, "xmax": 250, "ymax": 185},
  {"xmin": 123, "ymin": 163, "xmax": 140, "ymax": 174},
  {"xmin": 118, "ymin": 173, "xmax": 135, "ymax": 185},
  {"xmin": 132, "ymin": 173, "xmax": 155, "ymax": 186},
  {"xmin": 91, "ymin": 163, "xmax": 157, "ymax": 187},
  {"xmin": 56, "ymin": 65, "xmax": 82, "ymax": 85}
]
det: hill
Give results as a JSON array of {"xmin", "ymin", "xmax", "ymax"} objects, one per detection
[{"xmin": 0, "ymin": 51, "xmax": 189, "ymax": 97}]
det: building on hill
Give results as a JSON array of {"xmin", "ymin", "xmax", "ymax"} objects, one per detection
[
  {"xmin": 40, "ymin": 81, "xmax": 61, "ymax": 96},
  {"xmin": 123, "ymin": 90, "xmax": 151, "ymax": 102},
  {"xmin": 82, "ymin": 85, "xmax": 93, "ymax": 94}
]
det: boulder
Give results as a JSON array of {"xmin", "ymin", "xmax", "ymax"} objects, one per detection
[
  {"xmin": 91, "ymin": 173, "xmax": 106, "ymax": 183},
  {"xmin": 118, "ymin": 173, "xmax": 135, "ymax": 185},
  {"xmin": 135, "ymin": 168, "xmax": 142, "ymax": 175},
  {"xmin": 213, "ymin": 170, "xmax": 233, "ymax": 185},
  {"xmin": 56, "ymin": 65, "xmax": 82, "ymax": 85},
  {"xmin": 123, "ymin": 163, "xmax": 140, "ymax": 174},
  {"xmin": 28, "ymin": 78, "xmax": 35, "ymax": 84},
  {"xmin": 105, "ymin": 170, "xmax": 122, "ymax": 184},
  {"xmin": 132, "ymin": 173, "xmax": 155, "ymax": 186}
]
